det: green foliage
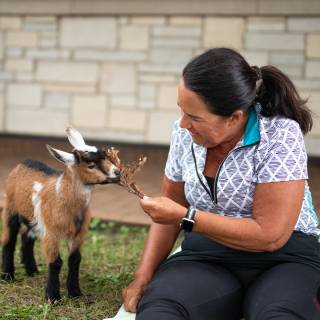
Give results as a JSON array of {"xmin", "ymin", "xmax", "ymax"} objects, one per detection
[{"xmin": 0, "ymin": 219, "xmax": 148, "ymax": 319}]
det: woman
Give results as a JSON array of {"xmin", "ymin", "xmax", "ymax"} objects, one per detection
[{"xmin": 123, "ymin": 48, "xmax": 320, "ymax": 320}]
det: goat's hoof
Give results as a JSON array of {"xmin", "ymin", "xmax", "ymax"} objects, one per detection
[
  {"xmin": 26, "ymin": 269, "xmax": 39, "ymax": 277},
  {"xmin": 46, "ymin": 293, "xmax": 61, "ymax": 304},
  {"xmin": 68, "ymin": 289, "xmax": 82, "ymax": 298},
  {"xmin": 1, "ymin": 273, "xmax": 14, "ymax": 281}
]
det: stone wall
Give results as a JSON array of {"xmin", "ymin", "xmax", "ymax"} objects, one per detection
[{"xmin": 0, "ymin": 13, "xmax": 320, "ymax": 154}]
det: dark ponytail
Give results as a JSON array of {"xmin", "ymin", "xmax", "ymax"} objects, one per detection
[
  {"xmin": 258, "ymin": 65, "xmax": 312, "ymax": 134},
  {"xmin": 183, "ymin": 48, "xmax": 313, "ymax": 135}
]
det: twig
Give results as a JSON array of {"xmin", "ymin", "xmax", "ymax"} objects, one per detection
[{"xmin": 103, "ymin": 147, "xmax": 147, "ymax": 199}]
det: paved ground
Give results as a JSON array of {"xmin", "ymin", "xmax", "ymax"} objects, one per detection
[{"xmin": 0, "ymin": 135, "xmax": 319, "ymax": 225}]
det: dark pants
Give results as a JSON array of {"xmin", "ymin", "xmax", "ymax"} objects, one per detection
[{"xmin": 136, "ymin": 232, "xmax": 320, "ymax": 320}]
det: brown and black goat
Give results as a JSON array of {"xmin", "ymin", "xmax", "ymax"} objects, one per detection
[{"xmin": 1, "ymin": 126, "xmax": 120, "ymax": 302}]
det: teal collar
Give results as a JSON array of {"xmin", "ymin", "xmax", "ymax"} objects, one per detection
[{"xmin": 243, "ymin": 105, "xmax": 261, "ymax": 146}]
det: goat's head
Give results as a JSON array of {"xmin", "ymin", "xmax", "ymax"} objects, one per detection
[{"xmin": 46, "ymin": 126, "xmax": 121, "ymax": 185}]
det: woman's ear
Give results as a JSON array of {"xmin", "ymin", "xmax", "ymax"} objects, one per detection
[{"xmin": 227, "ymin": 110, "xmax": 245, "ymax": 127}]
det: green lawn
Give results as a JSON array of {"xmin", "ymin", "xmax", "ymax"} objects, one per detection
[{"xmin": 0, "ymin": 219, "xmax": 148, "ymax": 320}]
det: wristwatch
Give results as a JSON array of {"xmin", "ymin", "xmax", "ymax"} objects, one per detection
[{"xmin": 180, "ymin": 207, "xmax": 196, "ymax": 232}]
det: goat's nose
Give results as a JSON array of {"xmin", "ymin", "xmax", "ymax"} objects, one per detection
[{"xmin": 114, "ymin": 169, "xmax": 121, "ymax": 177}]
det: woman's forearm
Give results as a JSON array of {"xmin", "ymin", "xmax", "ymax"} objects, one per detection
[{"xmin": 134, "ymin": 222, "xmax": 180, "ymax": 281}]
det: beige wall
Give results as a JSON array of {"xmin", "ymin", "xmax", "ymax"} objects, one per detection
[{"xmin": 0, "ymin": 1, "xmax": 320, "ymax": 155}]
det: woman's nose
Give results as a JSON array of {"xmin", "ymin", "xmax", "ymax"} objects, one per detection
[{"xmin": 179, "ymin": 114, "xmax": 191, "ymax": 129}]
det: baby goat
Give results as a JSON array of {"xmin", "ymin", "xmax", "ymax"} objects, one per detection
[{"xmin": 1, "ymin": 126, "xmax": 120, "ymax": 302}]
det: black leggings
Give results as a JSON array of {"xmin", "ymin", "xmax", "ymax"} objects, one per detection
[{"xmin": 137, "ymin": 260, "xmax": 320, "ymax": 320}]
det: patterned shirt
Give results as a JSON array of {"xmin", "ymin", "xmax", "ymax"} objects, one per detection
[{"xmin": 165, "ymin": 103, "xmax": 320, "ymax": 238}]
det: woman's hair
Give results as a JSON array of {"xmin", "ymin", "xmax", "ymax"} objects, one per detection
[{"xmin": 182, "ymin": 48, "xmax": 313, "ymax": 134}]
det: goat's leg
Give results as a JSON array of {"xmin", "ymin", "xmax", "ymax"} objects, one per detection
[
  {"xmin": 66, "ymin": 248, "xmax": 82, "ymax": 297},
  {"xmin": 66, "ymin": 208, "xmax": 91, "ymax": 297},
  {"xmin": 1, "ymin": 206, "xmax": 20, "ymax": 281},
  {"xmin": 43, "ymin": 234, "xmax": 62, "ymax": 303},
  {"xmin": 21, "ymin": 230, "xmax": 38, "ymax": 276}
]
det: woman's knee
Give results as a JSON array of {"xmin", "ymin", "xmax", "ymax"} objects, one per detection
[
  {"xmin": 137, "ymin": 261, "xmax": 243, "ymax": 320},
  {"xmin": 244, "ymin": 263, "xmax": 320, "ymax": 320}
]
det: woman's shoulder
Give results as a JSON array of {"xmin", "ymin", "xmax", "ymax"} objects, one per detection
[{"xmin": 259, "ymin": 113, "xmax": 303, "ymax": 144}]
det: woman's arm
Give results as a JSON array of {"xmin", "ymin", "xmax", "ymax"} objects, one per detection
[
  {"xmin": 123, "ymin": 176, "xmax": 188, "ymax": 312},
  {"xmin": 141, "ymin": 180, "xmax": 305, "ymax": 252},
  {"xmin": 134, "ymin": 176, "xmax": 188, "ymax": 280},
  {"xmin": 193, "ymin": 180, "xmax": 305, "ymax": 252}
]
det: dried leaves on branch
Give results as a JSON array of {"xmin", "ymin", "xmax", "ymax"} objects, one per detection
[{"xmin": 103, "ymin": 147, "xmax": 147, "ymax": 199}]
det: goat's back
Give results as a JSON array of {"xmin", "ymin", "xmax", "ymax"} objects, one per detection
[{"xmin": 5, "ymin": 160, "xmax": 61, "ymax": 221}]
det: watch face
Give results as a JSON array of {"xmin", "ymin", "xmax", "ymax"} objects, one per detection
[{"xmin": 181, "ymin": 218, "xmax": 194, "ymax": 232}]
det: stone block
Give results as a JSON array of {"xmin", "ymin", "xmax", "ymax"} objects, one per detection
[
  {"xmin": 37, "ymin": 61, "xmax": 98, "ymax": 84},
  {"xmin": 16, "ymin": 72, "xmax": 33, "ymax": 81},
  {"xmin": 6, "ymin": 108, "xmax": 68, "ymax": 136},
  {"xmin": 60, "ymin": 18, "xmax": 117, "ymax": 48},
  {"xmin": 0, "ymin": 17, "xmax": 21, "ymax": 29},
  {"xmin": 270, "ymin": 52, "xmax": 304, "ymax": 65},
  {"xmin": 0, "ymin": 70, "xmax": 13, "ymax": 81},
  {"xmin": 110, "ymin": 95, "xmax": 136, "ymax": 108},
  {"xmin": 152, "ymin": 37, "xmax": 200, "ymax": 49},
  {"xmin": 138, "ymin": 84, "xmax": 156, "ymax": 109},
  {"xmin": 300, "ymin": 91, "xmax": 320, "ymax": 135},
  {"xmin": 139, "ymin": 73, "xmax": 178, "ymax": 84},
  {"xmin": 6, "ymin": 31, "xmax": 38, "ymax": 47},
  {"xmin": 152, "ymin": 25, "xmax": 201, "ymax": 37},
  {"xmin": 146, "ymin": 111, "xmax": 180, "ymax": 144},
  {"xmin": 6, "ymin": 48, "xmax": 23, "ymax": 57},
  {"xmin": 131, "ymin": 17, "xmax": 166, "ymax": 25},
  {"xmin": 109, "ymin": 109, "xmax": 146, "ymax": 131},
  {"xmin": 5, "ymin": 59, "xmax": 33, "ymax": 72},
  {"xmin": 0, "ymin": 32, "xmax": 3, "ymax": 60},
  {"xmin": 169, "ymin": 16, "xmax": 202, "ymax": 26},
  {"xmin": 101, "ymin": 64, "xmax": 136, "ymax": 94},
  {"xmin": 203, "ymin": 17, "xmax": 245, "ymax": 50},
  {"xmin": 45, "ymin": 93, "xmax": 69, "ymax": 109},
  {"xmin": 240, "ymin": 51, "xmax": 269, "ymax": 67},
  {"xmin": 26, "ymin": 49, "xmax": 71, "ymax": 60},
  {"xmin": 150, "ymin": 48, "xmax": 193, "ymax": 66},
  {"xmin": 139, "ymin": 64, "xmax": 182, "ymax": 75},
  {"xmin": 288, "ymin": 18, "xmax": 320, "ymax": 32},
  {"xmin": 247, "ymin": 17, "xmax": 285, "ymax": 31},
  {"xmin": 24, "ymin": 17, "xmax": 57, "ymax": 32},
  {"xmin": 275, "ymin": 64, "xmax": 303, "ymax": 78},
  {"xmin": 306, "ymin": 34, "xmax": 320, "ymax": 58},
  {"xmin": 294, "ymin": 79, "xmax": 320, "ymax": 91},
  {"xmin": 72, "ymin": 95, "xmax": 107, "ymax": 128},
  {"xmin": 245, "ymin": 32, "xmax": 304, "ymax": 51},
  {"xmin": 75, "ymin": 50, "xmax": 147, "ymax": 62},
  {"xmin": 120, "ymin": 25, "xmax": 149, "ymax": 50},
  {"xmin": 7, "ymin": 83, "xmax": 42, "ymax": 107},
  {"xmin": 44, "ymin": 84, "xmax": 96, "ymax": 93},
  {"xmin": 158, "ymin": 85, "xmax": 178, "ymax": 110},
  {"xmin": 306, "ymin": 61, "xmax": 320, "ymax": 78},
  {"xmin": 0, "ymin": 94, "xmax": 3, "ymax": 130}
]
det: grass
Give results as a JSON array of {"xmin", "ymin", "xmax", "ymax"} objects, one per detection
[{"xmin": 0, "ymin": 219, "xmax": 149, "ymax": 320}]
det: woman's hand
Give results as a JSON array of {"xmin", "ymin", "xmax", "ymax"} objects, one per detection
[
  {"xmin": 140, "ymin": 196, "xmax": 186, "ymax": 225},
  {"xmin": 122, "ymin": 276, "xmax": 150, "ymax": 312}
]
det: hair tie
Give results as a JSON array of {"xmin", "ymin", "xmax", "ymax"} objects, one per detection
[{"xmin": 251, "ymin": 66, "xmax": 263, "ymax": 92}]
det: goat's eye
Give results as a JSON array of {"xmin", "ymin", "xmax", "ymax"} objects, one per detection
[{"xmin": 87, "ymin": 163, "xmax": 96, "ymax": 169}]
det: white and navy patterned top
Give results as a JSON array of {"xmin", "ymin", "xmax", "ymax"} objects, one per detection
[{"xmin": 165, "ymin": 104, "xmax": 320, "ymax": 239}]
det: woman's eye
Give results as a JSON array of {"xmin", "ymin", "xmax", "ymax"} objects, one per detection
[{"xmin": 87, "ymin": 163, "xmax": 96, "ymax": 169}]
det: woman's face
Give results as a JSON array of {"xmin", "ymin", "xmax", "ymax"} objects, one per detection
[{"xmin": 177, "ymin": 80, "xmax": 245, "ymax": 149}]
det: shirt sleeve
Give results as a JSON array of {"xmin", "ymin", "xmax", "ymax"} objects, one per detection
[
  {"xmin": 164, "ymin": 120, "xmax": 184, "ymax": 182},
  {"xmin": 256, "ymin": 120, "xmax": 308, "ymax": 183}
]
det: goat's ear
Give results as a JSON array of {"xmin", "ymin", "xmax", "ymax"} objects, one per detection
[
  {"xmin": 46, "ymin": 145, "xmax": 75, "ymax": 165},
  {"xmin": 65, "ymin": 125, "xmax": 97, "ymax": 152}
]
